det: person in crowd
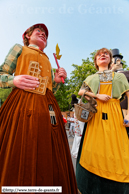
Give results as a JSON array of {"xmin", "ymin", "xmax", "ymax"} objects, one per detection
[
  {"xmin": 71, "ymin": 94, "xmax": 85, "ymax": 159},
  {"xmin": 0, "ymin": 23, "xmax": 78, "ymax": 194},
  {"xmin": 76, "ymin": 48, "xmax": 129, "ymax": 194},
  {"xmin": 68, "ymin": 114, "xmax": 75, "ymax": 137},
  {"xmin": 66, "ymin": 114, "xmax": 71, "ymax": 130}
]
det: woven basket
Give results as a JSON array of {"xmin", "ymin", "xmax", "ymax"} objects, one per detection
[{"xmin": 74, "ymin": 91, "xmax": 97, "ymax": 122}]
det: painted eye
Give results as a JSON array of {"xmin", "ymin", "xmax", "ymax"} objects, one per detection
[
  {"xmin": 37, "ymin": 30, "xmax": 40, "ymax": 32},
  {"xmin": 105, "ymin": 52, "xmax": 108, "ymax": 55}
]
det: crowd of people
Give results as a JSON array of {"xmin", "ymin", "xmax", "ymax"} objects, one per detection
[{"xmin": 1, "ymin": 22, "xmax": 129, "ymax": 194}]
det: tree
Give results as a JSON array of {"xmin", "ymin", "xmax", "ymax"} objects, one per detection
[
  {"xmin": 67, "ymin": 51, "xmax": 97, "ymax": 102},
  {"xmin": 54, "ymin": 51, "xmax": 97, "ymax": 111},
  {"xmin": 121, "ymin": 55, "xmax": 127, "ymax": 69},
  {"xmin": 122, "ymin": 59, "xmax": 128, "ymax": 70},
  {"xmin": 54, "ymin": 77, "xmax": 71, "ymax": 111}
]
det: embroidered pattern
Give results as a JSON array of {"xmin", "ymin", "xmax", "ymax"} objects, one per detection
[
  {"xmin": 49, "ymin": 105, "xmax": 56, "ymax": 124},
  {"xmin": 96, "ymin": 70, "xmax": 113, "ymax": 82},
  {"xmin": 25, "ymin": 61, "xmax": 49, "ymax": 95}
]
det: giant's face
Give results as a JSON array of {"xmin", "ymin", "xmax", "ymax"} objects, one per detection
[
  {"xmin": 111, "ymin": 57, "xmax": 121, "ymax": 71},
  {"xmin": 27, "ymin": 28, "xmax": 47, "ymax": 50},
  {"xmin": 96, "ymin": 51, "xmax": 110, "ymax": 69}
]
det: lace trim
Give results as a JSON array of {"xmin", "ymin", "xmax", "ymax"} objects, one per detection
[{"xmin": 96, "ymin": 70, "xmax": 113, "ymax": 82}]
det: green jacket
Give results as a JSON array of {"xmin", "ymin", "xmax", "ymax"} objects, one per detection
[{"xmin": 83, "ymin": 72, "xmax": 129, "ymax": 101}]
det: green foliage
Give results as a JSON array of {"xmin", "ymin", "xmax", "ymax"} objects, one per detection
[
  {"xmin": 122, "ymin": 59, "xmax": 128, "ymax": 69},
  {"xmin": 54, "ymin": 78, "xmax": 71, "ymax": 111},
  {"xmin": 0, "ymin": 88, "xmax": 12, "ymax": 106},
  {"xmin": 54, "ymin": 50, "xmax": 97, "ymax": 110},
  {"xmin": 119, "ymin": 52, "xmax": 128, "ymax": 69},
  {"xmin": 67, "ymin": 51, "xmax": 97, "ymax": 103}
]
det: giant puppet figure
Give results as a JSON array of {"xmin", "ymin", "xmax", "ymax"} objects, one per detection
[
  {"xmin": 0, "ymin": 23, "xmax": 78, "ymax": 194},
  {"xmin": 111, "ymin": 48, "xmax": 129, "ymax": 117},
  {"xmin": 76, "ymin": 48, "xmax": 129, "ymax": 194}
]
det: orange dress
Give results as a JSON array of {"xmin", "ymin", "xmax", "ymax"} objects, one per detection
[
  {"xmin": 80, "ymin": 81, "xmax": 129, "ymax": 182},
  {"xmin": 0, "ymin": 46, "xmax": 78, "ymax": 194}
]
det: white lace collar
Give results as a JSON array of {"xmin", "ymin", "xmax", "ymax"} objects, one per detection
[{"xmin": 96, "ymin": 70, "xmax": 113, "ymax": 82}]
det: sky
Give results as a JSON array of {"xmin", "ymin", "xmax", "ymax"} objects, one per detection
[{"xmin": 0, "ymin": 0, "xmax": 129, "ymax": 78}]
